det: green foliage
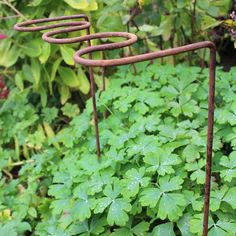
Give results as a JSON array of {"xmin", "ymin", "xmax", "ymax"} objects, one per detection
[{"xmin": 1, "ymin": 63, "xmax": 236, "ymax": 235}]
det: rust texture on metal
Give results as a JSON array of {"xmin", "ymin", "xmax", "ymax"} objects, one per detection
[{"xmin": 14, "ymin": 15, "xmax": 216, "ymax": 236}]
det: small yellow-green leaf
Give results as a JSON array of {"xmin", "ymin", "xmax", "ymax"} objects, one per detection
[
  {"xmin": 60, "ymin": 45, "xmax": 75, "ymax": 66},
  {"xmin": 84, "ymin": 0, "xmax": 97, "ymax": 10},
  {"xmin": 64, "ymin": 0, "xmax": 97, "ymax": 10},
  {"xmin": 38, "ymin": 86, "xmax": 47, "ymax": 107},
  {"xmin": 15, "ymin": 72, "xmax": 24, "ymax": 91},
  {"xmin": 22, "ymin": 39, "xmax": 42, "ymax": 57},
  {"xmin": 94, "ymin": 73, "xmax": 109, "ymax": 90},
  {"xmin": 0, "ymin": 40, "xmax": 19, "ymax": 67},
  {"xmin": 28, "ymin": 207, "xmax": 37, "ymax": 218},
  {"xmin": 59, "ymin": 85, "xmax": 71, "ymax": 104},
  {"xmin": 76, "ymin": 68, "xmax": 90, "ymax": 94},
  {"xmin": 51, "ymin": 58, "xmax": 62, "ymax": 82},
  {"xmin": 31, "ymin": 59, "xmax": 41, "ymax": 89},
  {"xmin": 58, "ymin": 66, "xmax": 80, "ymax": 88},
  {"xmin": 14, "ymin": 135, "xmax": 20, "ymax": 161},
  {"xmin": 39, "ymin": 43, "xmax": 51, "ymax": 64},
  {"xmin": 201, "ymin": 15, "xmax": 222, "ymax": 30}
]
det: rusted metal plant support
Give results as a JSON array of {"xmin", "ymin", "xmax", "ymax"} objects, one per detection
[
  {"xmin": 14, "ymin": 15, "xmax": 216, "ymax": 236},
  {"xmin": 14, "ymin": 15, "xmax": 101, "ymax": 158}
]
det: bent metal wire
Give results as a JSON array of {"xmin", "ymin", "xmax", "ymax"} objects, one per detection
[{"xmin": 14, "ymin": 14, "xmax": 216, "ymax": 236}]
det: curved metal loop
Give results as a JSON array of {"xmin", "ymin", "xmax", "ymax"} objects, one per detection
[
  {"xmin": 43, "ymin": 31, "xmax": 137, "ymax": 45},
  {"xmin": 14, "ymin": 14, "xmax": 89, "ymax": 32},
  {"xmin": 74, "ymin": 40, "xmax": 215, "ymax": 67}
]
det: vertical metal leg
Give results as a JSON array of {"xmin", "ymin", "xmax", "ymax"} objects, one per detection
[
  {"xmin": 101, "ymin": 51, "xmax": 107, "ymax": 119},
  {"xmin": 87, "ymin": 28, "xmax": 101, "ymax": 159},
  {"xmin": 128, "ymin": 46, "xmax": 137, "ymax": 75},
  {"xmin": 89, "ymin": 66, "xmax": 101, "ymax": 159},
  {"xmin": 202, "ymin": 47, "xmax": 216, "ymax": 236}
]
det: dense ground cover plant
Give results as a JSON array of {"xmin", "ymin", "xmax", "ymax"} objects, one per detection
[{"xmin": 1, "ymin": 63, "xmax": 236, "ymax": 235}]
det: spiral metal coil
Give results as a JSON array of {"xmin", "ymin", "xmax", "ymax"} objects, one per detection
[{"xmin": 14, "ymin": 14, "xmax": 216, "ymax": 236}]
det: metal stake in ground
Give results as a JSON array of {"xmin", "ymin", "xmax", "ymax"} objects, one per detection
[
  {"xmin": 74, "ymin": 35, "xmax": 216, "ymax": 236},
  {"xmin": 15, "ymin": 15, "xmax": 216, "ymax": 235},
  {"xmin": 14, "ymin": 15, "xmax": 101, "ymax": 158}
]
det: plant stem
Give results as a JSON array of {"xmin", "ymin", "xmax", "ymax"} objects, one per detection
[
  {"xmin": 0, "ymin": 0, "xmax": 27, "ymax": 21},
  {"xmin": 10, "ymin": 159, "xmax": 34, "ymax": 167},
  {"xmin": 2, "ymin": 169, "xmax": 13, "ymax": 179},
  {"xmin": 0, "ymin": 15, "xmax": 20, "ymax": 20}
]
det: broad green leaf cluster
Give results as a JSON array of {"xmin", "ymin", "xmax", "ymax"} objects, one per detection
[{"xmin": 1, "ymin": 63, "xmax": 236, "ymax": 235}]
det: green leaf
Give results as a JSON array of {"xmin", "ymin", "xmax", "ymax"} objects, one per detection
[
  {"xmin": 152, "ymin": 222, "xmax": 175, "ymax": 236},
  {"xmin": 183, "ymin": 144, "xmax": 200, "ymax": 162},
  {"xmin": 139, "ymin": 187, "xmax": 162, "ymax": 208},
  {"xmin": 97, "ymin": 13, "xmax": 124, "ymax": 32},
  {"xmin": 31, "ymin": 59, "xmax": 41, "ymax": 89},
  {"xmin": 140, "ymin": 176, "xmax": 185, "ymax": 220},
  {"xmin": 58, "ymin": 85, "xmax": 71, "ymax": 104},
  {"xmin": 28, "ymin": 207, "xmax": 37, "ymax": 218},
  {"xmin": 190, "ymin": 214, "xmax": 214, "ymax": 235},
  {"xmin": 177, "ymin": 213, "xmax": 195, "ymax": 236},
  {"xmin": 62, "ymin": 103, "xmax": 80, "ymax": 118},
  {"xmin": 50, "ymin": 199, "xmax": 71, "ymax": 215},
  {"xmin": 51, "ymin": 58, "xmax": 62, "ymax": 82},
  {"xmin": 94, "ymin": 183, "xmax": 131, "ymax": 226},
  {"xmin": 144, "ymin": 149, "xmax": 181, "ymax": 175},
  {"xmin": 111, "ymin": 228, "xmax": 133, "ymax": 236},
  {"xmin": 158, "ymin": 193, "xmax": 186, "ymax": 220},
  {"xmin": 0, "ymin": 41, "xmax": 19, "ymax": 67},
  {"xmin": 201, "ymin": 15, "xmax": 222, "ymax": 30},
  {"xmin": 158, "ymin": 15, "xmax": 174, "ymax": 41},
  {"xmin": 159, "ymin": 175, "xmax": 184, "ymax": 192},
  {"xmin": 208, "ymin": 221, "xmax": 236, "ymax": 236},
  {"xmin": 107, "ymin": 198, "xmax": 131, "ymax": 226},
  {"xmin": 220, "ymin": 151, "xmax": 236, "ymax": 182},
  {"xmin": 58, "ymin": 67, "xmax": 80, "ymax": 88},
  {"xmin": 223, "ymin": 187, "xmax": 236, "ymax": 209},
  {"xmin": 72, "ymin": 191, "xmax": 96, "ymax": 222},
  {"xmin": 15, "ymin": 72, "xmax": 24, "ymax": 91},
  {"xmin": 22, "ymin": 39, "xmax": 42, "ymax": 57},
  {"xmin": 39, "ymin": 43, "xmax": 51, "ymax": 64},
  {"xmin": 64, "ymin": 0, "xmax": 98, "ymax": 10},
  {"xmin": 42, "ymin": 107, "xmax": 58, "ymax": 123},
  {"xmin": 132, "ymin": 221, "xmax": 150, "ymax": 235},
  {"xmin": 0, "ymin": 222, "xmax": 17, "ymax": 236},
  {"xmin": 185, "ymin": 159, "xmax": 206, "ymax": 184},
  {"xmin": 77, "ymin": 68, "xmax": 90, "ymax": 94},
  {"xmin": 60, "ymin": 46, "xmax": 75, "ymax": 66},
  {"xmin": 121, "ymin": 167, "xmax": 150, "ymax": 198},
  {"xmin": 184, "ymin": 191, "xmax": 203, "ymax": 211}
]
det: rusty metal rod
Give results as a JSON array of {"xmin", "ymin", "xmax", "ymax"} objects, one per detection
[
  {"xmin": 14, "ymin": 15, "xmax": 216, "ymax": 235},
  {"xmin": 14, "ymin": 15, "xmax": 101, "ymax": 158}
]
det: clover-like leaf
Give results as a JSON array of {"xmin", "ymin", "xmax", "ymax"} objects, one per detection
[
  {"xmin": 220, "ymin": 151, "xmax": 236, "ymax": 182},
  {"xmin": 152, "ymin": 222, "xmax": 175, "ymax": 236},
  {"xmin": 94, "ymin": 183, "xmax": 131, "ymax": 226},
  {"xmin": 144, "ymin": 148, "xmax": 181, "ymax": 175},
  {"xmin": 121, "ymin": 167, "xmax": 150, "ymax": 198},
  {"xmin": 177, "ymin": 213, "xmax": 195, "ymax": 236},
  {"xmin": 185, "ymin": 159, "xmax": 205, "ymax": 184},
  {"xmin": 72, "ymin": 190, "xmax": 96, "ymax": 222},
  {"xmin": 190, "ymin": 214, "xmax": 236, "ymax": 236},
  {"xmin": 140, "ymin": 176, "xmax": 186, "ymax": 220},
  {"xmin": 183, "ymin": 191, "xmax": 203, "ymax": 211}
]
